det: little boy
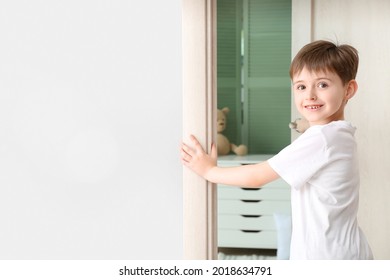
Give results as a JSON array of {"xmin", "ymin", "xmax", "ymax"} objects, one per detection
[{"xmin": 181, "ymin": 40, "xmax": 373, "ymax": 259}]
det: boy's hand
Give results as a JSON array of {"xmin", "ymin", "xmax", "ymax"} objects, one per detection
[{"xmin": 181, "ymin": 135, "xmax": 217, "ymax": 179}]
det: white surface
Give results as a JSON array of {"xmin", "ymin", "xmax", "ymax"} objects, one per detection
[{"xmin": 0, "ymin": 0, "xmax": 182, "ymax": 259}]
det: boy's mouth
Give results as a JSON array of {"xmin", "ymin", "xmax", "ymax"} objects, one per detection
[{"xmin": 305, "ymin": 105, "xmax": 323, "ymax": 110}]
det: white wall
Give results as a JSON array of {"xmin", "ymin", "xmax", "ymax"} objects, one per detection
[
  {"xmin": 311, "ymin": 0, "xmax": 390, "ymax": 259},
  {"xmin": 0, "ymin": 0, "xmax": 183, "ymax": 259}
]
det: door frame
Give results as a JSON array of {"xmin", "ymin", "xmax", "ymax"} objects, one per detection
[{"xmin": 182, "ymin": 0, "xmax": 217, "ymax": 260}]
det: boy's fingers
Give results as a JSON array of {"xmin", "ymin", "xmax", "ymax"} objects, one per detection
[
  {"xmin": 190, "ymin": 135, "xmax": 202, "ymax": 148},
  {"xmin": 181, "ymin": 143, "xmax": 194, "ymax": 157},
  {"xmin": 180, "ymin": 149, "xmax": 189, "ymax": 161},
  {"xmin": 190, "ymin": 135, "xmax": 209, "ymax": 155},
  {"xmin": 181, "ymin": 158, "xmax": 190, "ymax": 167}
]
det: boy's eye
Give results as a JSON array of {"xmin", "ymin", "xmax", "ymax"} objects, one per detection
[
  {"xmin": 296, "ymin": 85, "xmax": 306, "ymax": 90},
  {"xmin": 318, "ymin": 82, "xmax": 328, "ymax": 88}
]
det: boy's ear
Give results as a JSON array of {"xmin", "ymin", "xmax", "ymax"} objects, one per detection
[{"xmin": 345, "ymin": 80, "xmax": 358, "ymax": 100}]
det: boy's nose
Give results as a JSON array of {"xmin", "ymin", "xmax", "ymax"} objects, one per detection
[
  {"xmin": 306, "ymin": 88, "xmax": 317, "ymax": 100},
  {"xmin": 306, "ymin": 95, "xmax": 316, "ymax": 100}
]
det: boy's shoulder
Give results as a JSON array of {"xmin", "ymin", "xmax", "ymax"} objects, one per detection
[
  {"xmin": 306, "ymin": 120, "xmax": 355, "ymax": 135},
  {"xmin": 298, "ymin": 121, "xmax": 355, "ymax": 148},
  {"xmin": 316, "ymin": 121, "xmax": 356, "ymax": 147},
  {"xmin": 320, "ymin": 120, "xmax": 355, "ymax": 134}
]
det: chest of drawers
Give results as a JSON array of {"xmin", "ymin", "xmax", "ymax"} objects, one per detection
[{"xmin": 217, "ymin": 155, "xmax": 291, "ymax": 249}]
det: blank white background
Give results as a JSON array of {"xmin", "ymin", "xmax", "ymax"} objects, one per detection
[{"xmin": 0, "ymin": 0, "xmax": 183, "ymax": 259}]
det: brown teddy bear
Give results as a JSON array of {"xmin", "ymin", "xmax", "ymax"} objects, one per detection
[{"xmin": 217, "ymin": 107, "xmax": 248, "ymax": 156}]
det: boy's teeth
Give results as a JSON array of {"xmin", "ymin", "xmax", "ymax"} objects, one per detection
[{"xmin": 307, "ymin": 105, "xmax": 321, "ymax": 109}]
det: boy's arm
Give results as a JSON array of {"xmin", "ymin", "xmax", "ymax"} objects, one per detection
[{"xmin": 181, "ymin": 135, "xmax": 279, "ymax": 188}]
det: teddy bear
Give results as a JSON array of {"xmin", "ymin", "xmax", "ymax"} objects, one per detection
[
  {"xmin": 217, "ymin": 107, "xmax": 248, "ymax": 156},
  {"xmin": 289, "ymin": 117, "xmax": 310, "ymax": 133}
]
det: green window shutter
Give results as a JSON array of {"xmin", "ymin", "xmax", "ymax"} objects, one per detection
[
  {"xmin": 217, "ymin": 0, "xmax": 291, "ymax": 154},
  {"xmin": 217, "ymin": 0, "xmax": 243, "ymax": 145},
  {"xmin": 243, "ymin": 0, "xmax": 291, "ymax": 154}
]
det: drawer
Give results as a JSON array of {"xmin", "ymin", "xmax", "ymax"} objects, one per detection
[
  {"xmin": 218, "ymin": 200, "xmax": 291, "ymax": 215},
  {"xmin": 218, "ymin": 229, "xmax": 277, "ymax": 249},
  {"xmin": 218, "ymin": 186, "xmax": 290, "ymax": 201},
  {"xmin": 218, "ymin": 214, "xmax": 276, "ymax": 230}
]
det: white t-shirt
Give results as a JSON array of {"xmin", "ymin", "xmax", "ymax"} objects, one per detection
[{"xmin": 268, "ymin": 121, "xmax": 373, "ymax": 259}]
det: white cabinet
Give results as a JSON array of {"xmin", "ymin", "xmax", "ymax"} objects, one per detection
[{"xmin": 217, "ymin": 155, "xmax": 291, "ymax": 249}]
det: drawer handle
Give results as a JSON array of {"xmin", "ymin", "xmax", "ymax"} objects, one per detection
[
  {"xmin": 241, "ymin": 215, "xmax": 262, "ymax": 218},
  {"xmin": 241, "ymin": 199, "xmax": 261, "ymax": 203},
  {"xmin": 241, "ymin": 230, "xmax": 262, "ymax": 233},
  {"xmin": 241, "ymin": 188, "xmax": 261, "ymax": 191}
]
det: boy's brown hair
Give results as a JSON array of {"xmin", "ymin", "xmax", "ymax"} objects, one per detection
[{"xmin": 290, "ymin": 40, "xmax": 359, "ymax": 85}]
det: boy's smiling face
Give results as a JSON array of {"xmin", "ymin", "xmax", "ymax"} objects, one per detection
[{"xmin": 292, "ymin": 67, "xmax": 357, "ymax": 126}]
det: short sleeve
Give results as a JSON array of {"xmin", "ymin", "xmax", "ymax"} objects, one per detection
[{"xmin": 268, "ymin": 127, "xmax": 329, "ymax": 190}]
